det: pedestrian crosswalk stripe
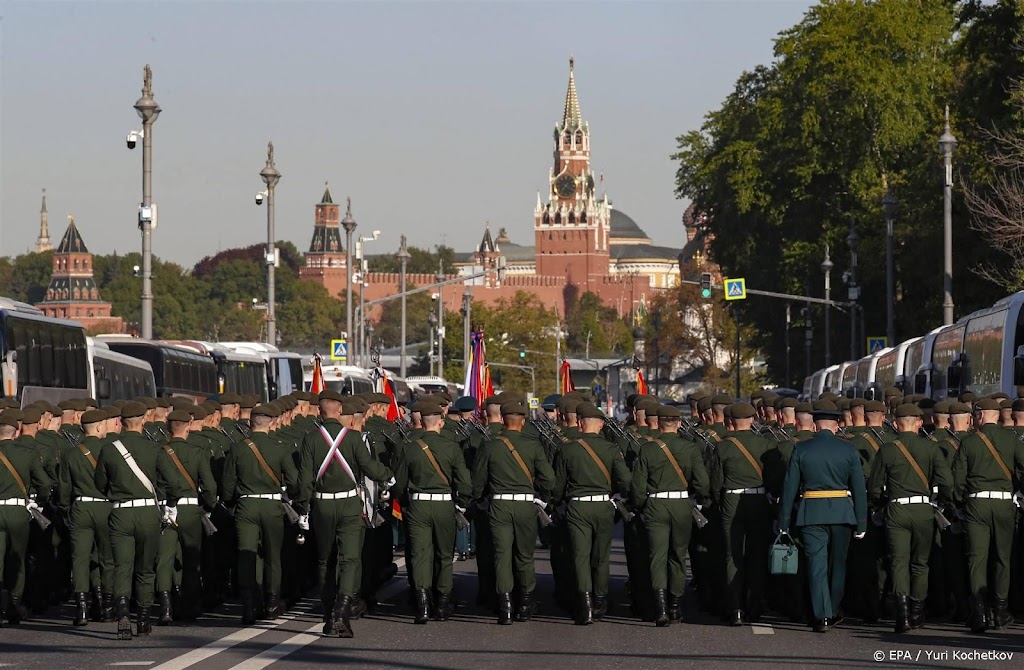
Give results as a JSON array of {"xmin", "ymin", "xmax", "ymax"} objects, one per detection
[
  {"xmin": 225, "ymin": 624, "xmax": 323, "ymax": 670},
  {"xmin": 751, "ymin": 624, "xmax": 774, "ymax": 635}
]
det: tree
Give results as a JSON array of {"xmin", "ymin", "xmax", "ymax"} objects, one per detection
[
  {"xmin": 372, "ymin": 288, "xmax": 434, "ymax": 350},
  {"xmin": 564, "ymin": 291, "xmax": 633, "ymax": 357},
  {"xmin": 367, "ymin": 245, "xmax": 457, "ymax": 274}
]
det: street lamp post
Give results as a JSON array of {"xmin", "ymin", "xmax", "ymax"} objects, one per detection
[
  {"xmin": 428, "ymin": 312, "xmax": 438, "ymax": 377},
  {"xmin": 821, "ymin": 246, "xmax": 833, "ymax": 367},
  {"xmin": 258, "ymin": 143, "xmax": 281, "ymax": 347},
  {"xmin": 939, "ymin": 106, "xmax": 957, "ymax": 326},
  {"xmin": 341, "ymin": 198, "xmax": 357, "ymax": 352},
  {"xmin": 883, "ymin": 188, "xmax": 897, "ymax": 345},
  {"xmin": 132, "ymin": 65, "xmax": 160, "ymax": 339},
  {"xmin": 436, "ymin": 266, "xmax": 445, "ymax": 377},
  {"xmin": 847, "ymin": 217, "xmax": 860, "ymax": 359},
  {"xmin": 397, "ymin": 236, "xmax": 411, "ymax": 377}
]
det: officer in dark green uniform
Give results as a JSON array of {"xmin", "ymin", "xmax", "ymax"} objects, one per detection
[
  {"xmin": 552, "ymin": 402, "xmax": 630, "ymax": 625},
  {"xmin": 297, "ymin": 390, "xmax": 393, "ymax": 637},
  {"xmin": 951, "ymin": 397, "xmax": 1024, "ymax": 632},
  {"xmin": 94, "ymin": 401, "xmax": 178, "ymax": 640},
  {"xmin": 471, "ymin": 400, "xmax": 554, "ymax": 624},
  {"xmin": 630, "ymin": 404, "xmax": 708, "ymax": 626},
  {"xmin": 357, "ymin": 393, "xmax": 399, "ymax": 613},
  {"xmin": 393, "ymin": 400, "xmax": 470, "ymax": 624},
  {"xmin": 868, "ymin": 403, "xmax": 952, "ymax": 632},
  {"xmin": 221, "ymin": 403, "xmax": 298, "ymax": 624},
  {"xmin": 779, "ymin": 401, "xmax": 867, "ymax": 633},
  {"xmin": 217, "ymin": 393, "xmax": 247, "ymax": 443},
  {"xmin": 14, "ymin": 406, "xmax": 60, "ymax": 615},
  {"xmin": 59, "ymin": 409, "xmax": 114, "ymax": 626},
  {"xmin": 155, "ymin": 410, "xmax": 217, "ymax": 623}
]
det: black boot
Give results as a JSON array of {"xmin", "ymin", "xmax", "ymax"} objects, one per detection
[
  {"xmin": 116, "ymin": 597, "xmax": 132, "ymax": 641},
  {"xmin": 73, "ymin": 592, "xmax": 89, "ymax": 626},
  {"xmin": 498, "ymin": 592, "xmax": 513, "ymax": 625},
  {"xmin": 8, "ymin": 596, "xmax": 26, "ymax": 625},
  {"xmin": 435, "ymin": 592, "xmax": 455, "ymax": 621},
  {"xmin": 102, "ymin": 593, "xmax": 115, "ymax": 622},
  {"xmin": 266, "ymin": 592, "xmax": 284, "ymax": 619},
  {"xmin": 669, "ymin": 594, "xmax": 683, "ymax": 623},
  {"xmin": 89, "ymin": 587, "xmax": 103, "ymax": 622},
  {"xmin": 575, "ymin": 592, "xmax": 593, "ymax": 626},
  {"xmin": 730, "ymin": 609, "xmax": 744, "ymax": 626},
  {"xmin": 995, "ymin": 599, "xmax": 1014, "ymax": 628},
  {"xmin": 969, "ymin": 597, "xmax": 988, "ymax": 634},
  {"xmin": 136, "ymin": 606, "xmax": 152, "ymax": 636},
  {"xmin": 241, "ymin": 592, "xmax": 256, "ymax": 626},
  {"xmin": 350, "ymin": 596, "xmax": 367, "ymax": 620},
  {"xmin": 908, "ymin": 597, "xmax": 925, "ymax": 629},
  {"xmin": 516, "ymin": 591, "xmax": 536, "ymax": 622},
  {"xmin": 654, "ymin": 589, "xmax": 670, "ymax": 627},
  {"xmin": 593, "ymin": 593, "xmax": 608, "ymax": 621},
  {"xmin": 335, "ymin": 595, "xmax": 354, "ymax": 638},
  {"xmin": 158, "ymin": 592, "xmax": 172, "ymax": 626},
  {"xmin": 322, "ymin": 599, "xmax": 336, "ymax": 636},
  {"xmin": 0, "ymin": 590, "xmax": 7, "ymax": 628},
  {"xmin": 414, "ymin": 588, "xmax": 430, "ymax": 625},
  {"xmin": 894, "ymin": 594, "xmax": 911, "ymax": 634}
]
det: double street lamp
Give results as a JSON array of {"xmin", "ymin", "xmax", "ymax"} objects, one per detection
[
  {"xmin": 257, "ymin": 142, "xmax": 281, "ymax": 346},
  {"xmin": 939, "ymin": 106, "xmax": 957, "ymax": 326},
  {"xmin": 128, "ymin": 65, "xmax": 160, "ymax": 339},
  {"xmin": 342, "ymin": 199, "xmax": 357, "ymax": 349}
]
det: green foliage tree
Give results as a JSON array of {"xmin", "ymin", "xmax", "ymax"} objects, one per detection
[
  {"xmin": 564, "ymin": 291, "xmax": 634, "ymax": 357},
  {"xmin": 372, "ymin": 288, "xmax": 434, "ymax": 349},
  {"xmin": 367, "ymin": 245, "xmax": 457, "ymax": 274}
]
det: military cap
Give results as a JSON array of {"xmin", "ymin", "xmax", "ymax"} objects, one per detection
[
  {"xmin": 240, "ymin": 394, "xmax": 259, "ymax": 409},
  {"xmin": 57, "ymin": 399, "xmax": 77, "ymax": 411},
  {"xmin": 453, "ymin": 396, "xmax": 478, "ymax": 412},
  {"xmin": 342, "ymin": 397, "xmax": 368, "ymax": 415},
  {"xmin": 0, "ymin": 413, "xmax": 20, "ymax": 429},
  {"xmin": 204, "ymin": 398, "xmax": 222, "ymax": 410},
  {"xmin": 120, "ymin": 401, "xmax": 147, "ymax": 419},
  {"xmin": 990, "ymin": 392, "xmax": 1010, "ymax": 401},
  {"xmin": 319, "ymin": 389, "xmax": 345, "ymax": 404},
  {"xmin": 20, "ymin": 407, "xmax": 42, "ymax": 424},
  {"xmin": 729, "ymin": 402, "xmax": 756, "ymax": 420},
  {"xmin": 412, "ymin": 401, "xmax": 443, "ymax": 417},
  {"xmin": 711, "ymin": 394, "xmax": 732, "ymax": 406},
  {"xmin": 484, "ymin": 395, "xmax": 504, "ymax": 407},
  {"xmin": 974, "ymin": 397, "xmax": 1001, "ymax": 412},
  {"xmin": 883, "ymin": 387, "xmax": 902, "ymax": 399},
  {"xmin": 373, "ymin": 393, "xmax": 394, "ymax": 405},
  {"xmin": 750, "ymin": 389, "xmax": 767, "ymax": 401},
  {"xmin": 66, "ymin": 398, "xmax": 88, "ymax": 412},
  {"xmin": 290, "ymin": 390, "xmax": 311, "ymax": 402},
  {"xmin": 849, "ymin": 398, "xmax": 867, "ymax": 409},
  {"xmin": 500, "ymin": 401, "xmax": 527, "ymax": 416},
  {"xmin": 948, "ymin": 402, "xmax": 972, "ymax": 415},
  {"xmin": 218, "ymin": 392, "xmax": 243, "ymax": 405},
  {"xmin": 0, "ymin": 398, "xmax": 20, "ymax": 410},
  {"xmin": 762, "ymin": 393, "xmax": 780, "ymax": 407},
  {"xmin": 795, "ymin": 402, "xmax": 814, "ymax": 414},
  {"xmin": 136, "ymin": 397, "xmax": 157, "ymax": 410},
  {"xmin": 167, "ymin": 410, "xmax": 193, "ymax": 423},
  {"xmin": 250, "ymin": 404, "xmax": 280, "ymax": 419},
  {"xmin": 576, "ymin": 402, "xmax": 606, "ymax": 420},
  {"xmin": 894, "ymin": 404, "xmax": 923, "ymax": 418},
  {"xmin": 696, "ymin": 396, "xmax": 714, "ymax": 413},
  {"xmin": 917, "ymin": 398, "xmax": 936, "ymax": 411},
  {"xmin": 723, "ymin": 405, "xmax": 733, "ymax": 419},
  {"xmin": 307, "ymin": 392, "xmax": 319, "ymax": 404},
  {"xmin": 836, "ymin": 398, "xmax": 851, "ymax": 411},
  {"xmin": 560, "ymin": 397, "xmax": 581, "ymax": 415},
  {"xmin": 200, "ymin": 402, "xmax": 219, "ymax": 415},
  {"xmin": 688, "ymin": 391, "xmax": 710, "ymax": 403},
  {"xmin": 80, "ymin": 409, "xmax": 107, "ymax": 425},
  {"xmin": 657, "ymin": 405, "xmax": 683, "ymax": 419},
  {"xmin": 1012, "ymin": 398, "xmax": 1024, "ymax": 412},
  {"xmin": 999, "ymin": 398, "xmax": 1014, "ymax": 410},
  {"xmin": 434, "ymin": 392, "xmax": 453, "ymax": 404},
  {"xmin": 105, "ymin": 406, "xmax": 123, "ymax": 419},
  {"xmin": 625, "ymin": 393, "xmax": 639, "ymax": 408},
  {"xmin": 933, "ymin": 400, "xmax": 952, "ymax": 415},
  {"xmin": 636, "ymin": 397, "xmax": 660, "ymax": 414},
  {"xmin": 811, "ymin": 400, "xmax": 841, "ymax": 420},
  {"xmin": 541, "ymin": 394, "xmax": 561, "ymax": 410},
  {"xmin": 959, "ymin": 391, "xmax": 978, "ymax": 403},
  {"xmin": 779, "ymin": 398, "xmax": 799, "ymax": 409},
  {"xmin": 27, "ymin": 400, "xmax": 54, "ymax": 414},
  {"xmin": 190, "ymin": 406, "xmax": 208, "ymax": 421},
  {"xmin": 169, "ymin": 397, "xmax": 193, "ymax": 410},
  {"xmin": 864, "ymin": 400, "xmax": 887, "ymax": 414}
]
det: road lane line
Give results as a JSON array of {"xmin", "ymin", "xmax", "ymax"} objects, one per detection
[
  {"xmin": 110, "ymin": 663, "xmax": 156, "ymax": 667},
  {"xmin": 224, "ymin": 624, "xmax": 323, "ymax": 670},
  {"xmin": 149, "ymin": 616, "xmax": 291, "ymax": 670},
  {"xmin": 751, "ymin": 624, "xmax": 774, "ymax": 635}
]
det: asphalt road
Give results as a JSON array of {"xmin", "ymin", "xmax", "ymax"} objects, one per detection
[{"xmin": 2, "ymin": 536, "xmax": 1021, "ymax": 670}]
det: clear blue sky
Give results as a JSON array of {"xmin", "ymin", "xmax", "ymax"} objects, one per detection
[{"xmin": 0, "ymin": 0, "xmax": 815, "ymax": 266}]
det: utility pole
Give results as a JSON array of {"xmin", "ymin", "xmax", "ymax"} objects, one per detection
[{"xmin": 132, "ymin": 65, "xmax": 160, "ymax": 339}]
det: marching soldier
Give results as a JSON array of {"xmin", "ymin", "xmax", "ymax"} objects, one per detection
[
  {"xmin": 552, "ymin": 402, "xmax": 630, "ymax": 625},
  {"xmin": 867, "ymin": 404, "xmax": 953, "ymax": 633},
  {"xmin": 846, "ymin": 399, "xmax": 889, "ymax": 622},
  {"xmin": 471, "ymin": 400, "xmax": 555, "ymax": 624},
  {"xmin": 630, "ymin": 405, "xmax": 709, "ymax": 626}
]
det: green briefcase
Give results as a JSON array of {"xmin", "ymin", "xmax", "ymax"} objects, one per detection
[{"xmin": 769, "ymin": 532, "xmax": 799, "ymax": 576}]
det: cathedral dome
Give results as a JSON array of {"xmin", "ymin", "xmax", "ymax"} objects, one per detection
[{"xmin": 610, "ymin": 209, "xmax": 651, "ymax": 244}]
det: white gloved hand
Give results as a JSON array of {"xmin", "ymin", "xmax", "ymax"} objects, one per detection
[
  {"xmin": 534, "ymin": 497, "xmax": 546, "ymax": 507},
  {"xmin": 298, "ymin": 514, "xmax": 310, "ymax": 531},
  {"xmin": 379, "ymin": 489, "xmax": 391, "ymax": 502},
  {"xmin": 854, "ymin": 531, "xmax": 866, "ymax": 540},
  {"xmin": 1014, "ymin": 491, "xmax": 1024, "ymax": 509},
  {"xmin": 26, "ymin": 501, "xmax": 41, "ymax": 512},
  {"xmin": 385, "ymin": 477, "xmax": 397, "ymax": 490},
  {"xmin": 455, "ymin": 505, "xmax": 467, "ymax": 515},
  {"xmin": 204, "ymin": 511, "xmax": 213, "ymax": 520},
  {"xmin": 166, "ymin": 506, "xmax": 178, "ymax": 525}
]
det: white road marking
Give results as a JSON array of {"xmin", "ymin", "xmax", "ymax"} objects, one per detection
[
  {"xmin": 110, "ymin": 663, "xmax": 156, "ymax": 667},
  {"xmin": 751, "ymin": 624, "xmax": 774, "ymax": 635},
  {"xmin": 224, "ymin": 624, "xmax": 323, "ymax": 670},
  {"xmin": 148, "ymin": 616, "xmax": 290, "ymax": 670}
]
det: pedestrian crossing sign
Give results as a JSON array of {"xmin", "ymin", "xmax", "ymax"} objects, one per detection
[
  {"xmin": 724, "ymin": 278, "xmax": 746, "ymax": 301},
  {"xmin": 529, "ymin": 397, "xmax": 540, "ymax": 409},
  {"xmin": 867, "ymin": 337, "xmax": 888, "ymax": 354},
  {"xmin": 330, "ymin": 339, "xmax": 348, "ymax": 362}
]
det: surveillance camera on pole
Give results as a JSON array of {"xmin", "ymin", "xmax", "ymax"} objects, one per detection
[{"xmin": 126, "ymin": 130, "xmax": 143, "ymax": 150}]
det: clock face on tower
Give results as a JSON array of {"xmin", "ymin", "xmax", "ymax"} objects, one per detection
[{"xmin": 555, "ymin": 174, "xmax": 577, "ymax": 199}]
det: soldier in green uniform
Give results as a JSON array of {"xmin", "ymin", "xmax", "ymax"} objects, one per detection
[
  {"xmin": 630, "ymin": 405, "xmax": 709, "ymax": 626},
  {"xmin": 221, "ymin": 404, "xmax": 298, "ymax": 624},
  {"xmin": 15, "ymin": 406, "xmax": 60, "ymax": 615},
  {"xmin": 155, "ymin": 410, "xmax": 217, "ymax": 623},
  {"xmin": 779, "ymin": 401, "xmax": 868, "ymax": 633},
  {"xmin": 689, "ymin": 394, "xmax": 725, "ymax": 616},
  {"xmin": 0, "ymin": 411, "xmax": 51, "ymax": 626},
  {"xmin": 93, "ymin": 401, "xmax": 178, "ymax": 640},
  {"xmin": 218, "ymin": 393, "xmax": 247, "ymax": 443},
  {"xmin": 623, "ymin": 396, "xmax": 659, "ymax": 619},
  {"xmin": 552, "ymin": 402, "xmax": 630, "ymax": 625},
  {"xmin": 59, "ymin": 409, "xmax": 115, "ymax": 626},
  {"xmin": 296, "ymin": 390, "xmax": 393, "ymax": 637},
  {"xmin": 951, "ymin": 397, "xmax": 1024, "ymax": 632},
  {"xmin": 355, "ymin": 393, "xmax": 398, "ymax": 613},
  {"xmin": 471, "ymin": 400, "xmax": 555, "ymax": 624},
  {"xmin": 714, "ymin": 402, "xmax": 779, "ymax": 625},
  {"xmin": 868, "ymin": 404, "xmax": 953, "ymax": 633}
]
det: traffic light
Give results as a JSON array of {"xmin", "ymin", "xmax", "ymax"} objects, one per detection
[
  {"xmin": 519, "ymin": 346, "xmax": 526, "ymax": 360},
  {"xmin": 700, "ymin": 273, "xmax": 712, "ymax": 299}
]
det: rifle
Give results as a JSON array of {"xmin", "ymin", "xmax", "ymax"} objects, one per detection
[
  {"xmin": 455, "ymin": 506, "xmax": 471, "ymax": 531},
  {"xmin": 60, "ymin": 428, "xmax": 82, "ymax": 448},
  {"xmin": 611, "ymin": 494, "xmax": 635, "ymax": 523},
  {"xmin": 27, "ymin": 504, "xmax": 51, "ymax": 530},
  {"xmin": 691, "ymin": 504, "xmax": 709, "ymax": 529},
  {"xmin": 605, "ymin": 418, "xmax": 645, "ymax": 451},
  {"xmin": 931, "ymin": 501, "xmax": 952, "ymax": 531},
  {"xmin": 200, "ymin": 513, "xmax": 218, "ymax": 536},
  {"xmin": 532, "ymin": 419, "xmax": 569, "ymax": 451},
  {"xmin": 535, "ymin": 499, "xmax": 554, "ymax": 527}
]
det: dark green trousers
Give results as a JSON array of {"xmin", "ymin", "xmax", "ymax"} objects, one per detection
[
  {"xmin": 720, "ymin": 493, "xmax": 772, "ymax": 612},
  {"xmin": 566, "ymin": 500, "xmax": 614, "ymax": 595},
  {"xmin": 236, "ymin": 498, "xmax": 284, "ymax": 598},
  {"xmin": 964, "ymin": 498, "xmax": 1015, "ymax": 601},
  {"xmin": 489, "ymin": 500, "xmax": 539, "ymax": 594},
  {"xmin": 800, "ymin": 524, "xmax": 851, "ymax": 621},
  {"xmin": 0, "ymin": 506, "xmax": 30, "ymax": 599},
  {"xmin": 406, "ymin": 500, "xmax": 456, "ymax": 595},
  {"xmin": 69, "ymin": 500, "xmax": 113, "ymax": 593},
  {"xmin": 311, "ymin": 497, "xmax": 364, "ymax": 599},
  {"xmin": 474, "ymin": 508, "xmax": 496, "ymax": 601},
  {"xmin": 156, "ymin": 505, "xmax": 202, "ymax": 599},
  {"xmin": 644, "ymin": 498, "xmax": 693, "ymax": 595},
  {"xmin": 885, "ymin": 503, "xmax": 932, "ymax": 600},
  {"xmin": 109, "ymin": 506, "xmax": 160, "ymax": 607}
]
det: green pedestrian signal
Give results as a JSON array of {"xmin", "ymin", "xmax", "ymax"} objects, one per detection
[
  {"xmin": 519, "ymin": 347, "xmax": 526, "ymax": 359},
  {"xmin": 700, "ymin": 273, "xmax": 712, "ymax": 299}
]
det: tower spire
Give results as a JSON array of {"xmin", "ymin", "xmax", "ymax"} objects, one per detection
[
  {"xmin": 562, "ymin": 55, "xmax": 581, "ymax": 129},
  {"xmin": 35, "ymin": 188, "xmax": 52, "ymax": 253}
]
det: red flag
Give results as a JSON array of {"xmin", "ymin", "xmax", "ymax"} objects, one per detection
[
  {"xmin": 636, "ymin": 369, "xmax": 648, "ymax": 395},
  {"xmin": 310, "ymin": 354, "xmax": 326, "ymax": 394},
  {"xmin": 383, "ymin": 374, "xmax": 400, "ymax": 422},
  {"xmin": 484, "ymin": 364, "xmax": 494, "ymax": 399},
  {"xmin": 559, "ymin": 360, "xmax": 575, "ymax": 395}
]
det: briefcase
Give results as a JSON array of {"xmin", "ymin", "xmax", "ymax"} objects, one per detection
[{"xmin": 769, "ymin": 533, "xmax": 799, "ymax": 576}]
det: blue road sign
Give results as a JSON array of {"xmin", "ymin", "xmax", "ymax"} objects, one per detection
[
  {"xmin": 724, "ymin": 278, "xmax": 747, "ymax": 301},
  {"xmin": 867, "ymin": 337, "xmax": 888, "ymax": 354},
  {"xmin": 331, "ymin": 339, "xmax": 348, "ymax": 362}
]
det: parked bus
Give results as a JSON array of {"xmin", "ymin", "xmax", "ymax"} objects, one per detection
[
  {"xmin": 98, "ymin": 336, "xmax": 218, "ymax": 401},
  {"xmin": 0, "ymin": 298, "xmax": 89, "ymax": 405},
  {"xmin": 87, "ymin": 337, "xmax": 155, "ymax": 407},
  {"xmin": 217, "ymin": 342, "xmax": 303, "ymax": 399},
  {"xmin": 304, "ymin": 363, "xmax": 375, "ymax": 396}
]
